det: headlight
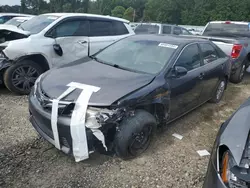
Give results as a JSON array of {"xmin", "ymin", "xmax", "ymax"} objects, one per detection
[{"xmin": 220, "ymin": 151, "xmax": 247, "ymax": 188}]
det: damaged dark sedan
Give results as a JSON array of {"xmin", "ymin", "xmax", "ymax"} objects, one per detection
[
  {"xmin": 29, "ymin": 35, "xmax": 231, "ymax": 161},
  {"xmin": 203, "ymin": 97, "xmax": 250, "ymax": 188}
]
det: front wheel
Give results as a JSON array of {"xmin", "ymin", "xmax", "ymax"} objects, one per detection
[
  {"xmin": 209, "ymin": 79, "xmax": 226, "ymax": 103},
  {"xmin": 114, "ymin": 110, "xmax": 157, "ymax": 160},
  {"xmin": 3, "ymin": 60, "xmax": 43, "ymax": 95}
]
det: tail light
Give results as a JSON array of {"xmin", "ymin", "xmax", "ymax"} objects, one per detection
[{"xmin": 231, "ymin": 44, "xmax": 243, "ymax": 59}]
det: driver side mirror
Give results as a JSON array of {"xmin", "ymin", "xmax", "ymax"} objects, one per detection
[{"xmin": 173, "ymin": 66, "xmax": 188, "ymax": 77}]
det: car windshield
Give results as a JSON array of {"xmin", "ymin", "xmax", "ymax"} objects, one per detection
[
  {"xmin": 5, "ymin": 18, "xmax": 27, "ymax": 26},
  {"xmin": 203, "ymin": 23, "xmax": 250, "ymax": 37},
  {"xmin": 134, "ymin": 24, "xmax": 160, "ymax": 34},
  {"xmin": 94, "ymin": 37, "xmax": 177, "ymax": 74},
  {"xmin": 19, "ymin": 15, "xmax": 60, "ymax": 34}
]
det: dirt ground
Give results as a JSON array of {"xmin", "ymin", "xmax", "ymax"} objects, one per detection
[{"xmin": 1, "ymin": 75, "xmax": 250, "ymax": 188}]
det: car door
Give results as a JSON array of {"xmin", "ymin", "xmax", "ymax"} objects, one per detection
[
  {"xmin": 168, "ymin": 44, "xmax": 204, "ymax": 119},
  {"xmin": 88, "ymin": 19, "xmax": 130, "ymax": 55},
  {"xmin": 51, "ymin": 18, "xmax": 89, "ymax": 67},
  {"xmin": 198, "ymin": 42, "xmax": 226, "ymax": 102}
]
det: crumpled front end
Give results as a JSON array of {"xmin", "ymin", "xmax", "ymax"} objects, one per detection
[{"xmin": 29, "ymin": 79, "xmax": 128, "ymax": 161}]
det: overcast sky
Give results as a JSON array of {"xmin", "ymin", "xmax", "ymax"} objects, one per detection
[{"xmin": 0, "ymin": 0, "xmax": 49, "ymax": 6}]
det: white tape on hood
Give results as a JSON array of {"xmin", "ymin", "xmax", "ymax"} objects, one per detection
[{"xmin": 51, "ymin": 82, "xmax": 106, "ymax": 162}]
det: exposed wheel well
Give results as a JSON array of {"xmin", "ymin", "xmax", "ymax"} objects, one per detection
[
  {"xmin": 17, "ymin": 54, "xmax": 50, "ymax": 72},
  {"xmin": 136, "ymin": 103, "xmax": 167, "ymax": 124}
]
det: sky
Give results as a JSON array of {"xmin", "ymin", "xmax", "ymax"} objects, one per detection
[{"xmin": 0, "ymin": 0, "xmax": 49, "ymax": 6}]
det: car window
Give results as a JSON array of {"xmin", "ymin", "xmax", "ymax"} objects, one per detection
[
  {"xmin": 113, "ymin": 21, "xmax": 128, "ymax": 35},
  {"xmin": 199, "ymin": 43, "xmax": 219, "ymax": 64},
  {"xmin": 182, "ymin": 28, "xmax": 191, "ymax": 35},
  {"xmin": 173, "ymin": 27, "xmax": 182, "ymax": 35},
  {"xmin": 175, "ymin": 44, "xmax": 201, "ymax": 71},
  {"xmin": 89, "ymin": 20, "xmax": 113, "ymax": 36},
  {"xmin": 55, "ymin": 20, "xmax": 88, "ymax": 37},
  {"xmin": 0, "ymin": 16, "xmax": 15, "ymax": 24},
  {"xmin": 162, "ymin": 26, "xmax": 171, "ymax": 34},
  {"xmin": 134, "ymin": 24, "xmax": 160, "ymax": 34}
]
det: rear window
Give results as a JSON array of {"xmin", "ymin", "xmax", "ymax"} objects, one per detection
[
  {"xmin": 203, "ymin": 22, "xmax": 250, "ymax": 37},
  {"xmin": 134, "ymin": 24, "xmax": 160, "ymax": 34}
]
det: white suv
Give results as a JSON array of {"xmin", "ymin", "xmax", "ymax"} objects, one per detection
[{"xmin": 0, "ymin": 13, "xmax": 134, "ymax": 94}]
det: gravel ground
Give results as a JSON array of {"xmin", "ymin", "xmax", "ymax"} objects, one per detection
[{"xmin": 1, "ymin": 74, "xmax": 250, "ymax": 188}]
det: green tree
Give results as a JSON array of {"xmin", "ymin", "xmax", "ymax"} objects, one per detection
[
  {"xmin": 76, "ymin": 7, "xmax": 85, "ymax": 13},
  {"xmin": 123, "ymin": 7, "xmax": 134, "ymax": 21},
  {"xmin": 111, "ymin": 5, "xmax": 125, "ymax": 18},
  {"xmin": 63, "ymin": 3, "xmax": 72, "ymax": 12}
]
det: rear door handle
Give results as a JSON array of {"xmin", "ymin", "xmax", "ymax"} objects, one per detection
[
  {"xmin": 78, "ymin": 40, "xmax": 87, "ymax": 45},
  {"xmin": 198, "ymin": 72, "xmax": 205, "ymax": 79}
]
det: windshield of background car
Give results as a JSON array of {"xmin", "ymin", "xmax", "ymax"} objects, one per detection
[
  {"xmin": 134, "ymin": 24, "xmax": 160, "ymax": 34},
  {"xmin": 5, "ymin": 18, "xmax": 26, "ymax": 26},
  {"xmin": 203, "ymin": 22, "xmax": 250, "ymax": 37},
  {"xmin": 19, "ymin": 15, "xmax": 60, "ymax": 34},
  {"xmin": 95, "ymin": 37, "xmax": 177, "ymax": 74}
]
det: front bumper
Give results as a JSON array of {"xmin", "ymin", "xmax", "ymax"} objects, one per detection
[{"xmin": 29, "ymin": 91, "xmax": 105, "ymax": 156}]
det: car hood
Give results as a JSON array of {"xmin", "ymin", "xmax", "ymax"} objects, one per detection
[
  {"xmin": 219, "ymin": 97, "xmax": 250, "ymax": 165},
  {"xmin": 41, "ymin": 58, "xmax": 155, "ymax": 106},
  {"xmin": 0, "ymin": 24, "xmax": 30, "ymax": 36}
]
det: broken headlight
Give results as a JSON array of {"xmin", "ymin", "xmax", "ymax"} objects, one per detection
[{"xmin": 220, "ymin": 151, "xmax": 248, "ymax": 188}]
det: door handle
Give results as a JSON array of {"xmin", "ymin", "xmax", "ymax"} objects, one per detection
[
  {"xmin": 198, "ymin": 72, "xmax": 205, "ymax": 79},
  {"xmin": 78, "ymin": 40, "xmax": 87, "ymax": 45}
]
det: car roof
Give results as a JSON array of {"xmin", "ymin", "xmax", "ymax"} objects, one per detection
[
  {"xmin": 128, "ymin": 34, "xmax": 208, "ymax": 45},
  {"xmin": 0, "ymin": 13, "xmax": 33, "ymax": 17},
  {"xmin": 42, "ymin": 13, "xmax": 130, "ymax": 23},
  {"xmin": 209, "ymin": 21, "xmax": 249, "ymax": 25},
  {"xmin": 136, "ymin": 22, "xmax": 176, "ymax": 26}
]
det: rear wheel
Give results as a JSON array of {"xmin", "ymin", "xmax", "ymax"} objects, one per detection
[
  {"xmin": 230, "ymin": 63, "xmax": 246, "ymax": 84},
  {"xmin": 209, "ymin": 79, "xmax": 226, "ymax": 103},
  {"xmin": 3, "ymin": 60, "xmax": 43, "ymax": 95},
  {"xmin": 114, "ymin": 110, "xmax": 157, "ymax": 160}
]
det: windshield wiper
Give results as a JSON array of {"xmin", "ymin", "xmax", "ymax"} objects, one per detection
[{"xmin": 18, "ymin": 25, "xmax": 24, "ymax": 30}]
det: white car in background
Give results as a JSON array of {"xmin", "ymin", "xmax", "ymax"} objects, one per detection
[
  {"xmin": 0, "ymin": 13, "xmax": 134, "ymax": 95},
  {"xmin": 4, "ymin": 16, "xmax": 34, "ymax": 27},
  {"xmin": 0, "ymin": 13, "xmax": 33, "ymax": 24}
]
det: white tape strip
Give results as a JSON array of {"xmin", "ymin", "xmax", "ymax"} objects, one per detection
[
  {"xmin": 51, "ymin": 86, "xmax": 76, "ymax": 150},
  {"xmin": 51, "ymin": 82, "xmax": 107, "ymax": 162}
]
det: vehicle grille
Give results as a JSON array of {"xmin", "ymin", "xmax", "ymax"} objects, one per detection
[{"xmin": 36, "ymin": 85, "xmax": 74, "ymax": 116}]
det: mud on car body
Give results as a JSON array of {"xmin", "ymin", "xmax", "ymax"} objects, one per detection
[
  {"xmin": 203, "ymin": 97, "xmax": 250, "ymax": 188},
  {"xmin": 29, "ymin": 35, "xmax": 231, "ymax": 161}
]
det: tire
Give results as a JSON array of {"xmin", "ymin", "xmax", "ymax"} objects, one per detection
[
  {"xmin": 209, "ymin": 79, "xmax": 226, "ymax": 103},
  {"xmin": 3, "ymin": 60, "xmax": 43, "ymax": 95},
  {"xmin": 114, "ymin": 109, "xmax": 157, "ymax": 160},
  {"xmin": 230, "ymin": 63, "xmax": 246, "ymax": 84}
]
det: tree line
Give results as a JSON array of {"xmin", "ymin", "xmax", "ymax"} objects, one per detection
[{"xmin": 1, "ymin": 0, "xmax": 250, "ymax": 26}]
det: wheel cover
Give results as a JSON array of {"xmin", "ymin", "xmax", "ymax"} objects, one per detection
[
  {"xmin": 11, "ymin": 65, "xmax": 39, "ymax": 92},
  {"xmin": 216, "ymin": 81, "xmax": 225, "ymax": 100},
  {"xmin": 128, "ymin": 125, "xmax": 152, "ymax": 156}
]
